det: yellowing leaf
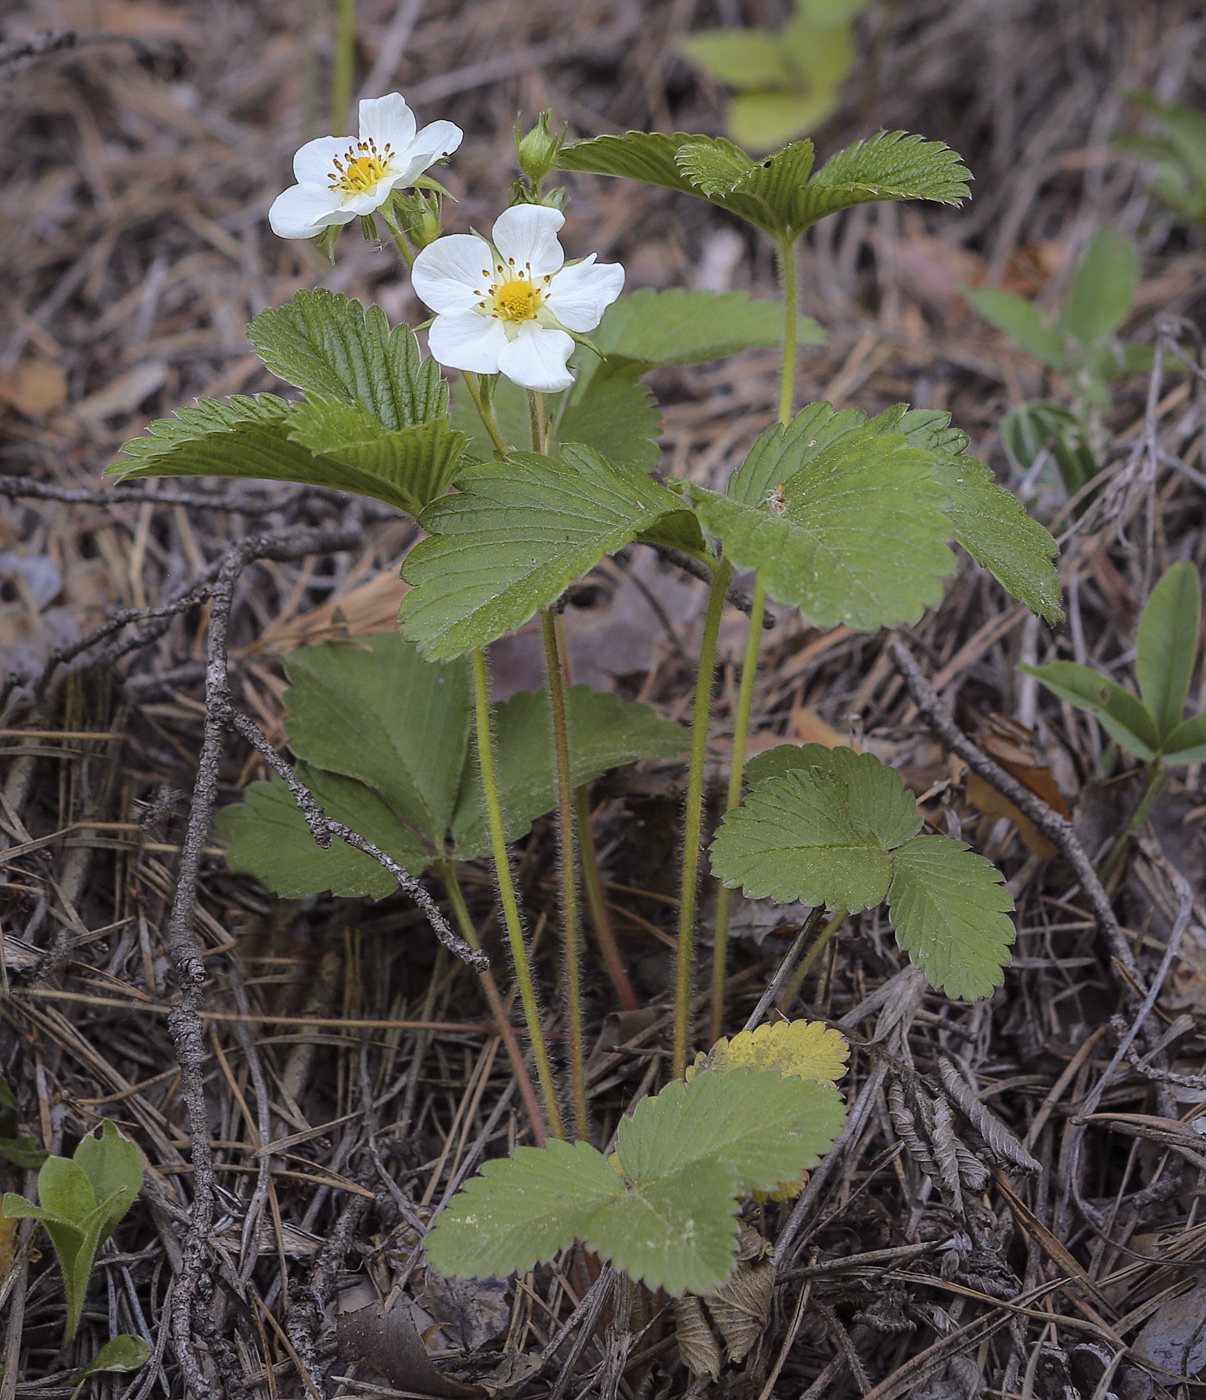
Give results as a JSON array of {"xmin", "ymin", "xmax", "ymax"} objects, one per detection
[
  {"xmin": 689, "ymin": 1020, "xmax": 848, "ymax": 1086},
  {"xmin": 688, "ymin": 1021, "xmax": 849, "ymax": 1201}
]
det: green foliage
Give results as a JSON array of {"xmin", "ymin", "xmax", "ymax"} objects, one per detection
[
  {"xmin": 872, "ymin": 406, "xmax": 1063, "ymax": 622},
  {"xmin": 1001, "ymin": 402, "xmax": 1097, "ymax": 502},
  {"xmin": 558, "ymin": 129, "xmax": 969, "ymax": 244},
  {"xmin": 107, "ymin": 291, "xmax": 466, "ymax": 518},
  {"xmin": 686, "ymin": 408, "xmax": 957, "ymax": 631},
  {"xmin": 1022, "ymin": 561, "xmax": 1205, "ymax": 764},
  {"xmin": 3, "ymin": 1120, "xmax": 143, "ymax": 1344},
  {"xmin": 424, "ymin": 1064, "xmax": 847, "ymax": 1295},
  {"xmin": 71, "ymin": 1335, "xmax": 153, "ymax": 1383},
  {"xmin": 1115, "ymin": 90, "xmax": 1206, "ymax": 227},
  {"xmin": 681, "ymin": 0, "xmax": 869, "ymax": 152},
  {"xmin": 963, "ymin": 229, "xmax": 1142, "ymax": 439},
  {"xmin": 398, "ymin": 446, "xmax": 689, "ymax": 660},
  {"xmin": 217, "ymin": 636, "xmax": 685, "ymax": 897},
  {"xmin": 710, "ymin": 746, "xmax": 1015, "ymax": 1000}
]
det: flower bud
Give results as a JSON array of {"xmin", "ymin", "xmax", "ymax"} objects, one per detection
[
  {"xmin": 516, "ymin": 110, "xmax": 565, "ymax": 185},
  {"xmin": 391, "ymin": 189, "xmax": 444, "ymax": 250}
]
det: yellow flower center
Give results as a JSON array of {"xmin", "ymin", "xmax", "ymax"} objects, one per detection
[
  {"xmin": 492, "ymin": 276, "xmax": 544, "ymax": 322},
  {"xmin": 328, "ymin": 140, "xmax": 394, "ymax": 196}
]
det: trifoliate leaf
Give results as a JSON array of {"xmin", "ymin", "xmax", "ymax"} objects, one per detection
[
  {"xmin": 216, "ymin": 762, "xmax": 432, "ymax": 899},
  {"xmin": 873, "ymin": 406, "xmax": 1063, "ymax": 622},
  {"xmin": 448, "ymin": 685, "xmax": 685, "ymax": 859},
  {"xmin": 106, "ymin": 394, "xmax": 453, "ymax": 516},
  {"xmin": 426, "ymin": 1068, "xmax": 847, "ymax": 1296},
  {"xmin": 887, "ymin": 835, "xmax": 1015, "ymax": 1001},
  {"xmin": 425, "ymin": 1139, "xmax": 628, "ymax": 1282},
  {"xmin": 691, "ymin": 1020, "xmax": 849, "ymax": 1087},
  {"xmin": 1019, "ymin": 661, "xmax": 1160, "ymax": 761},
  {"xmin": 591, "ymin": 288, "xmax": 825, "ymax": 373},
  {"xmin": 709, "ymin": 747, "xmax": 921, "ymax": 907},
  {"xmin": 281, "ymin": 637, "xmax": 471, "ymax": 841},
  {"xmin": 1136, "ymin": 560, "xmax": 1200, "ymax": 743},
  {"xmin": 688, "ymin": 420, "xmax": 955, "ymax": 630},
  {"xmin": 679, "ymin": 29, "xmax": 791, "ymax": 90},
  {"xmin": 248, "ymin": 288, "xmax": 448, "ymax": 428},
  {"xmin": 285, "ymin": 401, "xmax": 466, "ymax": 516},
  {"xmin": 398, "ymin": 445, "xmax": 686, "ymax": 660},
  {"xmin": 560, "ymin": 130, "xmax": 968, "ymax": 242}
]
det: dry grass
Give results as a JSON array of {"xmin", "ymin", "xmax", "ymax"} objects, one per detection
[{"xmin": 2, "ymin": 0, "xmax": 1206, "ymax": 1396}]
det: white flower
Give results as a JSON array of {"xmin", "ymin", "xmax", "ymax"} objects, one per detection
[
  {"xmin": 269, "ymin": 93, "xmax": 462, "ymax": 241},
  {"xmin": 411, "ymin": 205, "xmax": 625, "ymax": 394}
]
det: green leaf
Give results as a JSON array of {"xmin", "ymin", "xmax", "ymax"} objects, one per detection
[
  {"xmin": 1124, "ymin": 90, "xmax": 1206, "ymax": 190},
  {"xmin": 425, "ymin": 1137, "xmax": 629, "ymax": 1280},
  {"xmin": 247, "ymin": 289, "xmax": 448, "ymax": 428},
  {"xmin": 72, "ymin": 1335, "xmax": 153, "ymax": 1382},
  {"xmin": 426, "ymin": 1068, "xmax": 846, "ymax": 1296},
  {"xmin": 710, "ymin": 746, "xmax": 921, "ymax": 907},
  {"xmin": 689, "ymin": 410, "xmax": 955, "ymax": 630},
  {"xmin": 679, "ymin": 29, "xmax": 791, "ymax": 89},
  {"xmin": 398, "ymin": 446, "xmax": 687, "ymax": 660},
  {"xmin": 1020, "ymin": 661, "xmax": 1160, "ymax": 761},
  {"xmin": 887, "ymin": 836, "xmax": 1015, "ymax": 1001},
  {"xmin": 285, "ymin": 402, "xmax": 467, "ymax": 517},
  {"xmin": 1136, "ymin": 561, "xmax": 1201, "ymax": 743},
  {"xmin": 106, "ymin": 394, "xmax": 455, "ymax": 516},
  {"xmin": 36, "ymin": 1156, "xmax": 95, "ymax": 1223},
  {"xmin": 1061, "ymin": 231, "xmax": 1138, "ymax": 345},
  {"xmin": 558, "ymin": 371, "xmax": 662, "ymax": 472},
  {"xmin": 216, "ymin": 761, "xmax": 432, "ymax": 900},
  {"xmin": 282, "ymin": 637, "xmax": 471, "ymax": 841},
  {"xmin": 0, "ymin": 1079, "xmax": 13, "ymax": 1109},
  {"xmin": 591, "ymin": 288, "xmax": 824, "ymax": 373},
  {"xmin": 791, "ymin": 131, "xmax": 969, "ymax": 233},
  {"xmin": 963, "ymin": 287, "xmax": 1067, "ymax": 369},
  {"xmin": 0, "ymin": 1137, "xmax": 48, "ymax": 1169},
  {"xmin": 728, "ymin": 92, "xmax": 840, "ymax": 153},
  {"xmin": 559, "ymin": 129, "xmax": 968, "ymax": 242},
  {"xmin": 73, "ymin": 1120, "xmax": 141, "ymax": 1247},
  {"xmin": 1000, "ymin": 401, "xmax": 1096, "ymax": 497},
  {"xmin": 1161, "ymin": 712, "xmax": 1206, "ymax": 765},
  {"xmin": 449, "ymin": 686, "xmax": 685, "ymax": 858},
  {"xmin": 875, "ymin": 406, "xmax": 1063, "ymax": 622}
]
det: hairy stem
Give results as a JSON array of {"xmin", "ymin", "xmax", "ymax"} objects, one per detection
[
  {"xmin": 436, "ymin": 859, "xmax": 549, "ymax": 1144},
  {"xmin": 470, "ymin": 647, "xmax": 564, "ymax": 1139},
  {"xmin": 330, "ymin": 0, "xmax": 357, "ymax": 132},
  {"xmin": 541, "ymin": 609, "xmax": 589, "ymax": 1139},
  {"xmin": 777, "ymin": 237, "xmax": 800, "ymax": 427},
  {"xmin": 673, "ymin": 557, "xmax": 732, "ymax": 1078},
  {"xmin": 527, "ymin": 388, "xmax": 548, "ymax": 455},
  {"xmin": 463, "ymin": 373, "xmax": 508, "ymax": 459},
  {"xmin": 575, "ymin": 784, "xmax": 640, "ymax": 1011},
  {"xmin": 710, "ymin": 574, "xmax": 767, "ymax": 1045}
]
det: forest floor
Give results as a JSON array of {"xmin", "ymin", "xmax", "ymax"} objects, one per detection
[{"xmin": 2, "ymin": 0, "xmax": 1206, "ymax": 1396}]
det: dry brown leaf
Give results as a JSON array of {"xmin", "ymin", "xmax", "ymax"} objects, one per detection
[
  {"xmin": 0, "ymin": 360, "xmax": 68, "ymax": 417},
  {"xmin": 955, "ymin": 716, "xmax": 1071, "ymax": 858}
]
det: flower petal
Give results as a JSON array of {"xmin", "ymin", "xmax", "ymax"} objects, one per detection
[
  {"xmin": 357, "ymin": 92, "xmax": 417, "ymax": 151},
  {"xmin": 412, "ymin": 234, "xmax": 497, "ymax": 314},
  {"xmin": 492, "ymin": 205, "xmax": 565, "ymax": 279},
  {"xmin": 497, "ymin": 323, "xmax": 575, "ymax": 392},
  {"xmin": 545, "ymin": 255, "xmax": 625, "ymax": 332},
  {"xmin": 427, "ymin": 311, "xmax": 510, "ymax": 375},
  {"xmin": 410, "ymin": 119, "xmax": 464, "ymax": 164},
  {"xmin": 269, "ymin": 184, "xmax": 351, "ymax": 240},
  {"xmin": 292, "ymin": 135, "xmax": 347, "ymax": 188}
]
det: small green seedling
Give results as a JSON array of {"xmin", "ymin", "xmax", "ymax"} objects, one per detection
[
  {"xmin": 680, "ymin": 0, "xmax": 870, "ymax": 152},
  {"xmin": 70, "ymin": 1334, "xmax": 153, "ymax": 1386},
  {"xmin": 3, "ymin": 1119, "xmax": 143, "ymax": 1344},
  {"xmin": 965, "ymin": 230, "xmax": 1145, "ymax": 501},
  {"xmin": 425, "ymin": 1022, "xmax": 849, "ymax": 1295},
  {"xmin": 1023, "ymin": 561, "xmax": 1204, "ymax": 873},
  {"xmin": 1115, "ymin": 89, "xmax": 1206, "ymax": 228}
]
